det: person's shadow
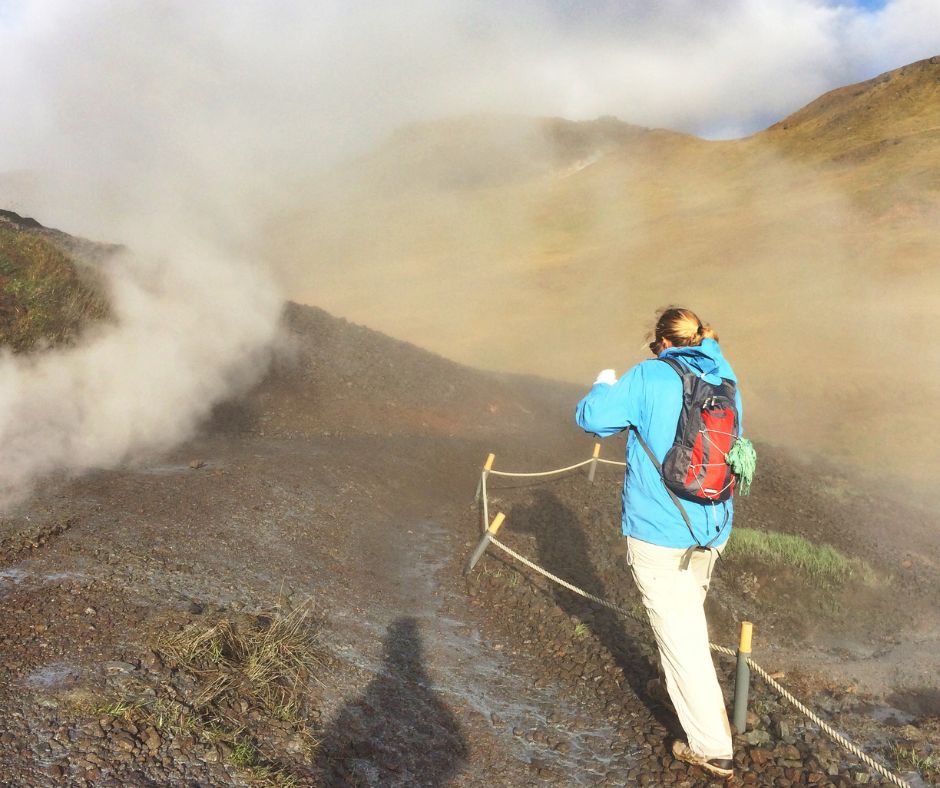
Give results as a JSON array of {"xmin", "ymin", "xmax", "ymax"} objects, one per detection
[
  {"xmin": 505, "ymin": 487, "xmax": 682, "ymax": 738},
  {"xmin": 315, "ymin": 617, "xmax": 468, "ymax": 786}
]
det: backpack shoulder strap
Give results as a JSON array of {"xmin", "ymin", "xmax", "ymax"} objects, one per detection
[{"xmin": 657, "ymin": 356, "xmax": 686, "ymax": 378}]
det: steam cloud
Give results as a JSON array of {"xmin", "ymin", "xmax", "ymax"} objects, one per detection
[{"xmin": 0, "ymin": 0, "xmax": 939, "ymax": 504}]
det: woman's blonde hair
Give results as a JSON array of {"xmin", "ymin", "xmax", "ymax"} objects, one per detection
[{"xmin": 648, "ymin": 307, "xmax": 718, "ymax": 356}]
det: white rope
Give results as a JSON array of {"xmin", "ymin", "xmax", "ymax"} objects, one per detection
[
  {"xmin": 487, "ymin": 458, "xmax": 595, "ymax": 478},
  {"xmin": 596, "ymin": 458, "xmax": 627, "ymax": 467}
]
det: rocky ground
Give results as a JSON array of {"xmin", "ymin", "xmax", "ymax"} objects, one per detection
[{"xmin": 0, "ymin": 303, "xmax": 936, "ymax": 786}]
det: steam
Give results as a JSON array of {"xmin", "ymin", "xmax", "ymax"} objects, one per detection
[
  {"xmin": 0, "ymin": 242, "xmax": 280, "ymax": 504},
  {"xmin": 0, "ymin": 0, "xmax": 938, "ymax": 504}
]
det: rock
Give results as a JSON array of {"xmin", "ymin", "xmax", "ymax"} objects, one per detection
[
  {"xmin": 142, "ymin": 727, "xmax": 161, "ymax": 752},
  {"xmin": 284, "ymin": 735, "xmax": 306, "ymax": 755},
  {"xmin": 104, "ymin": 660, "xmax": 137, "ymax": 674},
  {"xmin": 141, "ymin": 651, "xmax": 163, "ymax": 671},
  {"xmin": 773, "ymin": 744, "xmax": 801, "ymax": 761},
  {"xmin": 112, "ymin": 733, "xmax": 137, "ymax": 752},
  {"xmin": 750, "ymin": 748, "xmax": 774, "ymax": 766},
  {"xmin": 745, "ymin": 729, "xmax": 771, "ymax": 746}
]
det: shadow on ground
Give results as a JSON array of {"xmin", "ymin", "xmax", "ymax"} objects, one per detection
[
  {"xmin": 507, "ymin": 488, "xmax": 682, "ymax": 738},
  {"xmin": 315, "ymin": 616, "xmax": 469, "ymax": 786}
]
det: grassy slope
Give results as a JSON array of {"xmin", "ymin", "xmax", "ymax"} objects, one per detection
[
  {"xmin": 270, "ymin": 58, "xmax": 940, "ymax": 486},
  {"xmin": 0, "ymin": 217, "xmax": 109, "ymax": 352}
]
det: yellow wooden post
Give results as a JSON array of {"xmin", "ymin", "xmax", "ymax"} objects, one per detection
[
  {"xmin": 464, "ymin": 513, "xmax": 506, "ymax": 575},
  {"xmin": 733, "ymin": 621, "xmax": 753, "ymax": 733},
  {"xmin": 587, "ymin": 442, "xmax": 601, "ymax": 483},
  {"xmin": 474, "ymin": 453, "xmax": 496, "ymax": 502}
]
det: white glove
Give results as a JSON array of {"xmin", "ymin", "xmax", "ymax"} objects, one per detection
[{"xmin": 594, "ymin": 368, "xmax": 617, "ymax": 386}]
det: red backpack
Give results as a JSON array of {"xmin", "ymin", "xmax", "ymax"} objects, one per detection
[{"xmin": 632, "ymin": 356, "xmax": 740, "ymax": 504}]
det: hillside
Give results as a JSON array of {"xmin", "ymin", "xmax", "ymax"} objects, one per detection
[
  {"xmin": 2, "ymin": 298, "xmax": 938, "ymax": 784},
  {"xmin": 0, "ymin": 210, "xmax": 112, "ymax": 351},
  {"xmin": 269, "ymin": 56, "xmax": 940, "ymax": 491},
  {"xmin": 764, "ymin": 56, "xmax": 940, "ymax": 158},
  {"xmin": 0, "ymin": 207, "xmax": 936, "ymax": 782}
]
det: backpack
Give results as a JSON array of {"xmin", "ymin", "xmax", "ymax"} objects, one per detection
[
  {"xmin": 631, "ymin": 358, "xmax": 739, "ymax": 501},
  {"xmin": 657, "ymin": 356, "xmax": 740, "ymax": 503}
]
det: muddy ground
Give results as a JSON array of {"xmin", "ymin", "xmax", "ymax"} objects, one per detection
[{"xmin": 0, "ymin": 303, "xmax": 937, "ymax": 786}]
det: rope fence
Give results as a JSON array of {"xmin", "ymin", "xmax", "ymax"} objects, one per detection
[{"xmin": 467, "ymin": 447, "xmax": 912, "ymax": 788}]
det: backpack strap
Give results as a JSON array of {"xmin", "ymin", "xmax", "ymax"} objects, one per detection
[
  {"xmin": 657, "ymin": 355, "xmax": 687, "ymax": 378},
  {"xmin": 629, "ymin": 425, "xmax": 702, "ymax": 550}
]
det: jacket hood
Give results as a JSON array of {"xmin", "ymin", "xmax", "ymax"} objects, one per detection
[{"xmin": 660, "ymin": 338, "xmax": 736, "ymax": 384}]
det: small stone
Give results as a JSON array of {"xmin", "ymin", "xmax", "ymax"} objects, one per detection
[
  {"xmin": 113, "ymin": 733, "xmax": 137, "ymax": 752},
  {"xmin": 745, "ymin": 729, "xmax": 771, "ymax": 746},
  {"xmin": 104, "ymin": 660, "xmax": 137, "ymax": 674},
  {"xmin": 750, "ymin": 748, "xmax": 773, "ymax": 766},
  {"xmin": 854, "ymin": 772, "xmax": 870, "ymax": 784},
  {"xmin": 81, "ymin": 721, "xmax": 105, "ymax": 738},
  {"xmin": 143, "ymin": 727, "xmax": 161, "ymax": 752},
  {"xmin": 773, "ymin": 744, "xmax": 801, "ymax": 761},
  {"xmin": 141, "ymin": 651, "xmax": 163, "ymax": 670}
]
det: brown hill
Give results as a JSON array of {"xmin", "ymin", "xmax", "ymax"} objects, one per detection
[
  {"xmin": 269, "ymin": 57, "xmax": 940, "ymax": 489},
  {"xmin": 764, "ymin": 56, "xmax": 940, "ymax": 157}
]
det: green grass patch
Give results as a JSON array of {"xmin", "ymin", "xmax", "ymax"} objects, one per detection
[
  {"xmin": 723, "ymin": 527, "xmax": 872, "ymax": 583},
  {"xmin": 891, "ymin": 743, "xmax": 939, "ymax": 782}
]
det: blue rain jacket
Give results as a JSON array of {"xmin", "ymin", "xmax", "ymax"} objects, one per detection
[{"xmin": 575, "ymin": 339, "xmax": 742, "ymax": 549}]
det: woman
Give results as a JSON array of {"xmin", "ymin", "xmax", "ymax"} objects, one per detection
[{"xmin": 575, "ymin": 307, "xmax": 740, "ymax": 779}]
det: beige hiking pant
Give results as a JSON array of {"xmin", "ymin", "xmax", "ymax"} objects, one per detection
[{"xmin": 627, "ymin": 536, "xmax": 733, "ymax": 759}]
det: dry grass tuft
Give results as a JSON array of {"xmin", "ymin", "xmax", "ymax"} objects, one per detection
[
  {"xmin": 159, "ymin": 602, "xmax": 323, "ymax": 716},
  {"xmin": 151, "ymin": 599, "xmax": 325, "ymax": 785}
]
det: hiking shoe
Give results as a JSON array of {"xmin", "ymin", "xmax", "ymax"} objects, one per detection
[{"xmin": 671, "ymin": 740, "xmax": 734, "ymax": 779}]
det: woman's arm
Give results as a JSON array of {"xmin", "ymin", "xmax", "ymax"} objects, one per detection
[{"xmin": 575, "ymin": 364, "xmax": 644, "ymax": 437}]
